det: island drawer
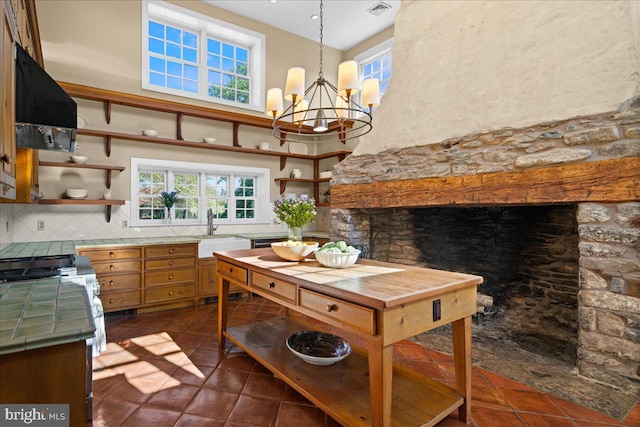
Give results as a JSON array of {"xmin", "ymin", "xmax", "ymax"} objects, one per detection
[
  {"xmin": 217, "ymin": 260, "xmax": 247, "ymax": 285},
  {"xmin": 299, "ymin": 289, "xmax": 376, "ymax": 335},
  {"xmin": 251, "ymin": 272, "xmax": 297, "ymax": 304},
  {"xmin": 102, "ymin": 291, "xmax": 141, "ymax": 311},
  {"xmin": 145, "ymin": 244, "xmax": 197, "ymax": 259},
  {"xmin": 145, "ymin": 284, "xmax": 196, "ymax": 304}
]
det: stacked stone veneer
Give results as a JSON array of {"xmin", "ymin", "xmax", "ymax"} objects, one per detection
[{"xmin": 330, "ymin": 100, "xmax": 639, "ymax": 393}]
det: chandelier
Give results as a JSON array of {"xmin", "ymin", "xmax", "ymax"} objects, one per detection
[{"xmin": 265, "ymin": 0, "xmax": 380, "ymax": 144}]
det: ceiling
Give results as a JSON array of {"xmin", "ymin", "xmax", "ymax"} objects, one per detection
[{"xmin": 203, "ymin": 0, "xmax": 400, "ymax": 51}]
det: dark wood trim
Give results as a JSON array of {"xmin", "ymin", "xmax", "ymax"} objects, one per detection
[{"xmin": 331, "ymin": 157, "xmax": 640, "ymax": 208}]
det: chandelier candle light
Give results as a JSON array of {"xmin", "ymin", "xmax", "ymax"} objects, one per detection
[{"xmin": 265, "ymin": 0, "xmax": 380, "ymax": 144}]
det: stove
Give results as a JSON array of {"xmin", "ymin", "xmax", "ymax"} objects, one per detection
[{"xmin": 0, "ymin": 254, "xmax": 77, "ymax": 281}]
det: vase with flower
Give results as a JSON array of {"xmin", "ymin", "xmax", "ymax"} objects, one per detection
[
  {"xmin": 273, "ymin": 196, "xmax": 316, "ymax": 241},
  {"xmin": 160, "ymin": 190, "xmax": 180, "ymax": 224}
]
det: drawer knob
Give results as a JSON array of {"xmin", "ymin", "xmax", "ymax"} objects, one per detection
[
  {"xmin": 1, "ymin": 153, "xmax": 11, "ymax": 165},
  {"xmin": 109, "ymin": 298, "xmax": 114, "ymax": 303},
  {"xmin": 109, "ymin": 252, "xmax": 114, "ymax": 258},
  {"xmin": 109, "ymin": 265, "xmax": 114, "ymax": 270},
  {"xmin": 268, "ymin": 282, "xmax": 275, "ymax": 289},
  {"xmin": 169, "ymin": 261, "xmax": 174, "ymax": 266},
  {"xmin": 109, "ymin": 280, "xmax": 114, "ymax": 286},
  {"xmin": 326, "ymin": 304, "xmax": 337, "ymax": 312},
  {"xmin": 169, "ymin": 291, "xmax": 174, "ymax": 296},
  {"xmin": 228, "ymin": 268, "xmax": 233, "ymax": 273},
  {"xmin": 169, "ymin": 249, "xmax": 174, "ymax": 254},
  {"xmin": 169, "ymin": 275, "xmax": 173, "ymax": 280}
]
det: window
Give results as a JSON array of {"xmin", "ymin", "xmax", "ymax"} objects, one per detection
[
  {"xmin": 131, "ymin": 158, "xmax": 270, "ymax": 226},
  {"xmin": 355, "ymin": 38, "xmax": 393, "ymax": 103},
  {"xmin": 142, "ymin": 1, "xmax": 265, "ymax": 112}
]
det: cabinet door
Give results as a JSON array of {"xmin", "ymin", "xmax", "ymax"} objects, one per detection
[
  {"xmin": 198, "ymin": 258, "xmax": 218, "ymax": 298},
  {"xmin": 1, "ymin": 8, "xmax": 16, "ymax": 200}
]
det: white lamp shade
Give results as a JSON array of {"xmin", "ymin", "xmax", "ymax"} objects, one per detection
[
  {"xmin": 337, "ymin": 60, "xmax": 360, "ymax": 97},
  {"xmin": 362, "ymin": 78, "xmax": 380, "ymax": 108},
  {"xmin": 266, "ymin": 88, "xmax": 284, "ymax": 117},
  {"xmin": 335, "ymin": 95, "xmax": 349, "ymax": 118},
  {"xmin": 293, "ymin": 99, "xmax": 309, "ymax": 123},
  {"xmin": 284, "ymin": 67, "xmax": 305, "ymax": 101}
]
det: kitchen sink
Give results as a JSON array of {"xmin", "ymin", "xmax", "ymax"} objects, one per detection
[{"xmin": 198, "ymin": 237, "xmax": 251, "ymax": 258}]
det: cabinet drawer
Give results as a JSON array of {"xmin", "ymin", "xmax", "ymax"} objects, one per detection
[
  {"xmin": 145, "ymin": 284, "xmax": 196, "ymax": 304},
  {"xmin": 98, "ymin": 273, "xmax": 141, "ymax": 291},
  {"xmin": 101, "ymin": 291, "xmax": 141, "ymax": 311},
  {"xmin": 299, "ymin": 289, "xmax": 376, "ymax": 335},
  {"xmin": 217, "ymin": 260, "xmax": 247, "ymax": 285},
  {"xmin": 80, "ymin": 248, "xmax": 142, "ymax": 262},
  {"xmin": 145, "ymin": 268, "xmax": 195, "ymax": 286},
  {"xmin": 145, "ymin": 257, "xmax": 195, "ymax": 270},
  {"xmin": 93, "ymin": 260, "xmax": 141, "ymax": 274},
  {"xmin": 145, "ymin": 244, "xmax": 196, "ymax": 259},
  {"xmin": 251, "ymin": 272, "xmax": 297, "ymax": 304}
]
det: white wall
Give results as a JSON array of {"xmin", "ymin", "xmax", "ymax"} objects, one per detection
[{"xmin": 354, "ymin": 0, "xmax": 640, "ymax": 155}]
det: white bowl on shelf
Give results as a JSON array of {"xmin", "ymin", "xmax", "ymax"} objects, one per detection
[
  {"xmin": 70, "ymin": 155, "xmax": 88, "ymax": 164},
  {"xmin": 203, "ymin": 137, "xmax": 217, "ymax": 144},
  {"xmin": 286, "ymin": 331, "xmax": 352, "ymax": 366},
  {"xmin": 142, "ymin": 129, "xmax": 158, "ymax": 137},
  {"xmin": 271, "ymin": 241, "xmax": 318, "ymax": 261},
  {"xmin": 314, "ymin": 249, "xmax": 361, "ymax": 268},
  {"xmin": 66, "ymin": 188, "xmax": 88, "ymax": 199}
]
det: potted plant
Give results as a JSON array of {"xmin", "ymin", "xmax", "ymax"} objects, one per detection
[
  {"xmin": 273, "ymin": 196, "xmax": 316, "ymax": 241},
  {"xmin": 160, "ymin": 190, "xmax": 180, "ymax": 223}
]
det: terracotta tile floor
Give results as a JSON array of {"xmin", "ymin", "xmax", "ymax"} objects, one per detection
[{"xmin": 92, "ymin": 295, "xmax": 640, "ymax": 427}]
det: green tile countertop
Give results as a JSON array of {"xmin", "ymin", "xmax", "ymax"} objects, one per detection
[
  {"xmin": 0, "ymin": 232, "xmax": 330, "ymax": 259},
  {"xmin": 0, "ymin": 276, "xmax": 95, "ymax": 355}
]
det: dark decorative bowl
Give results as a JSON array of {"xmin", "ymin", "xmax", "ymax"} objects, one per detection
[{"xmin": 286, "ymin": 331, "xmax": 352, "ymax": 366}]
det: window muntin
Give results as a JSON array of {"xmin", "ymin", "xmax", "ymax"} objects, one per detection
[
  {"xmin": 355, "ymin": 38, "xmax": 393, "ymax": 105},
  {"xmin": 131, "ymin": 158, "xmax": 270, "ymax": 227},
  {"xmin": 142, "ymin": 1, "xmax": 265, "ymax": 112}
]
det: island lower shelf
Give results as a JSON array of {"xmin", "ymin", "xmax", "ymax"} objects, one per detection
[{"xmin": 224, "ymin": 317, "xmax": 463, "ymax": 427}]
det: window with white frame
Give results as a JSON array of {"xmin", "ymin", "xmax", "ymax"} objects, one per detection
[
  {"xmin": 131, "ymin": 158, "xmax": 270, "ymax": 226},
  {"xmin": 142, "ymin": 1, "xmax": 265, "ymax": 112},
  {"xmin": 355, "ymin": 38, "xmax": 393, "ymax": 104}
]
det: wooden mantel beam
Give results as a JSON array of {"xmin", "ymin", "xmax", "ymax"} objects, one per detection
[{"xmin": 331, "ymin": 157, "xmax": 639, "ymax": 209}]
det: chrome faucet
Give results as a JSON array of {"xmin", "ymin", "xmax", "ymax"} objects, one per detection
[{"xmin": 207, "ymin": 208, "xmax": 218, "ymax": 235}]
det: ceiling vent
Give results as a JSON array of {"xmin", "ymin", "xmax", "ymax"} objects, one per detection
[{"xmin": 367, "ymin": 2, "xmax": 393, "ymax": 17}]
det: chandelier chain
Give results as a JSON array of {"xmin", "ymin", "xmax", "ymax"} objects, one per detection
[{"xmin": 318, "ymin": 0, "xmax": 323, "ymax": 78}]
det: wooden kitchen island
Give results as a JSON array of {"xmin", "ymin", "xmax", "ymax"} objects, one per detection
[{"xmin": 216, "ymin": 248, "xmax": 483, "ymax": 427}]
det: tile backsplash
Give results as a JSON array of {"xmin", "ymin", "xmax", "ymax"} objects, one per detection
[{"xmin": 6, "ymin": 202, "xmax": 304, "ymax": 244}]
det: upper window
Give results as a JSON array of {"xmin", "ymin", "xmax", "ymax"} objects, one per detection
[
  {"xmin": 142, "ymin": 1, "xmax": 265, "ymax": 112},
  {"xmin": 130, "ymin": 158, "xmax": 270, "ymax": 227},
  {"xmin": 355, "ymin": 38, "xmax": 393, "ymax": 104}
]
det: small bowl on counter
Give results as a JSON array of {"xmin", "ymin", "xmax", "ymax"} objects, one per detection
[
  {"xmin": 286, "ymin": 331, "xmax": 352, "ymax": 366},
  {"xmin": 203, "ymin": 137, "xmax": 217, "ymax": 144},
  {"xmin": 271, "ymin": 241, "xmax": 318, "ymax": 261},
  {"xmin": 314, "ymin": 249, "xmax": 361, "ymax": 268},
  {"xmin": 66, "ymin": 188, "xmax": 88, "ymax": 199},
  {"xmin": 142, "ymin": 129, "xmax": 158, "ymax": 137},
  {"xmin": 70, "ymin": 155, "xmax": 88, "ymax": 164}
]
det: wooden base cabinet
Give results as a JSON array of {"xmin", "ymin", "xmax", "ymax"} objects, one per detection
[
  {"xmin": 78, "ymin": 247, "xmax": 142, "ymax": 312},
  {"xmin": 198, "ymin": 257, "xmax": 245, "ymax": 302},
  {"xmin": 144, "ymin": 243, "xmax": 197, "ymax": 306}
]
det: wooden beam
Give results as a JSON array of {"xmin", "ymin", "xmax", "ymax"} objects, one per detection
[{"xmin": 332, "ymin": 157, "xmax": 640, "ymax": 209}]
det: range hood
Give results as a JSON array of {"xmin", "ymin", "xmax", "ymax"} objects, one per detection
[{"xmin": 15, "ymin": 43, "xmax": 77, "ymax": 152}]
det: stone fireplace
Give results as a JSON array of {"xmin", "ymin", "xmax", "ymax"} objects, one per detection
[
  {"xmin": 326, "ymin": 0, "xmax": 640, "ymax": 401},
  {"xmin": 329, "ymin": 105, "xmax": 639, "ymax": 397}
]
